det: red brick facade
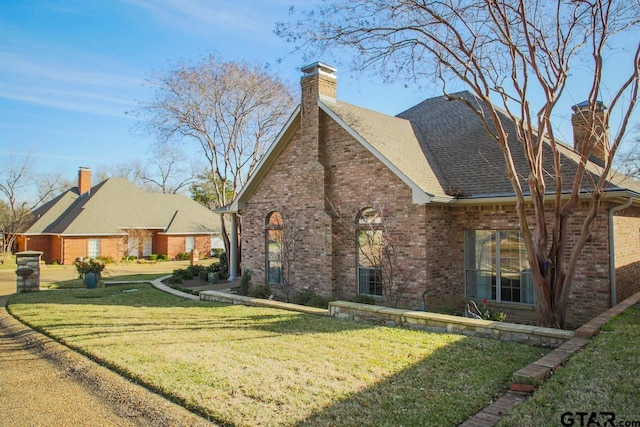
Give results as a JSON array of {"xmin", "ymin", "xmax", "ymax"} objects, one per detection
[
  {"xmin": 18, "ymin": 233, "xmax": 212, "ymax": 264},
  {"xmin": 238, "ymin": 65, "xmax": 640, "ymax": 329}
]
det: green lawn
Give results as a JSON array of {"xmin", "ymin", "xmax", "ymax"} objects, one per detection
[
  {"xmin": 8, "ymin": 285, "xmax": 546, "ymax": 427},
  {"xmin": 499, "ymin": 304, "xmax": 640, "ymax": 427},
  {"xmin": 44, "ymin": 272, "xmax": 171, "ymax": 289}
]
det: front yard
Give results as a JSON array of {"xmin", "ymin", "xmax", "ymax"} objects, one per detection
[{"xmin": 7, "ymin": 284, "xmax": 545, "ymax": 426}]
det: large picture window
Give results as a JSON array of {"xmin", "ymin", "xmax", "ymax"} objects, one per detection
[
  {"xmin": 357, "ymin": 208, "xmax": 382, "ymax": 296},
  {"xmin": 265, "ymin": 212, "xmax": 283, "ymax": 285},
  {"xmin": 465, "ymin": 230, "xmax": 534, "ymax": 304}
]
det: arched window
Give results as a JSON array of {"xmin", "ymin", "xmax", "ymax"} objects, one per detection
[
  {"xmin": 356, "ymin": 208, "xmax": 382, "ymax": 296},
  {"xmin": 265, "ymin": 212, "xmax": 283, "ymax": 285}
]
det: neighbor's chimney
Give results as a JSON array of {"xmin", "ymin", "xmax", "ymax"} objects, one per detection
[
  {"xmin": 571, "ymin": 101, "xmax": 609, "ymax": 166},
  {"xmin": 78, "ymin": 166, "xmax": 91, "ymax": 196}
]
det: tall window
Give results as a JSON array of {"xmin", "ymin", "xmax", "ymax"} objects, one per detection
[
  {"xmin": 88, "ymin": 239, "xmax": 100, "ymax": 258},
  {"xmin": 266, "ymin": 212, "xmax": 283, "ymax": 285},
  {"xmin": 357, "ymin": 208, "xmax": 382, "ymax": 296},
  {"xmin": 465, "ymin": 230, "xmax": 534, "ymax": 304},
  {"xmin": 185, "ymin": 236, "xmax": 195, "ymax": 253}
]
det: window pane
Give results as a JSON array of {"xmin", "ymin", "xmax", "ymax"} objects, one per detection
[
  {"xmin": 185, "ymin": 236, "xmax": 195, "ymax": 252},
  {"xmin": 358, "ymin": 267, "xmax": 382, "ymax": 296},
  {"xmin": 88, "ymin": 239, "xmax": 100, "ymax": 258},
  {"xmin": 465, "ymin": 230, "xmax": 534, "ymax": 305},
  {"xmin": 266, "ymin": 225, "xmax": 283, "ymax": 285},
  {"xmin": 499, "ymin": 231, "xmax": 530, "ymax": 303}
]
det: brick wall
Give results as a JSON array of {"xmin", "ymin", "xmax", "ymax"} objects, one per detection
[
  {"xmin": 613, "ymin": 206, "xmax": 640, "ymax": 302},
  {"xmin": 450, "ymin": 202, "xmax": 611, "ymax": 327},
  {"xmin": 63, "ymin": 237, "xmax": 88, "ymax": 263},
  {"xmin": 161, "ymin": 235, "xmax": 211, "ymax": 260}
]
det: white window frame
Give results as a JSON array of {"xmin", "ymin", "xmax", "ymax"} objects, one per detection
[
  {"xmin": 88, "ymin": 239, "xmax": 100, "ymax": 258},
  {"xmin": 185, "ymin": 236, "xmax": 195, "ymax": 253}
]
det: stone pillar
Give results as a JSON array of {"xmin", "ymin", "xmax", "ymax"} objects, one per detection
[
  {"xmin": 15, "ymin": 251, "xmax": 43, "ymax": 293},
  {"xmin": 190, "ymin": 249, "xmax": 199, "ymax": 266},
  {"xmin": 228, "ymin": 212, "xmax": 238, "ymax": 281}
]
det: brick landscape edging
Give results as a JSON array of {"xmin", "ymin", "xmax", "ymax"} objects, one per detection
[{"xmin": 460, "ymin": 290, "xmax": 640, "ymax": 427}]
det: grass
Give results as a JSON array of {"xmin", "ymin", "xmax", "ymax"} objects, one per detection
[
  {"xmin": 499, "ymin": 304, "xmax": 640, "ymax": 426},
  {"xmin": 44, "ymin": 272, "xmax": 171, "ymax": 289},
  {"xmin": 8, "ymin": 284, "xmax": 546, "ymax": 427}
]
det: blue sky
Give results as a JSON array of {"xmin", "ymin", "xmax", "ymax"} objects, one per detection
[
  {"xmin": 1, "ymin": 0, "xmax": 638, "ymax": 188},
  {"xmin": 0, "ymin": 0, "xmax": 425, "ymax": 182}
]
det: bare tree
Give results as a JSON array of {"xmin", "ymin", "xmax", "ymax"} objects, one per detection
[
  {"xmin": 134, "ymin": 54, "xmax": 296, "ymax": 269},
  {"xmin": 280, "ymin": 0, "xmax": 640, "ymax": 327},
  {"xmin": 330, "ymin": 202, "xmax": 416, "ymax": 308},
  {"xmin": 121, "ymin": 229, "xmax": 154, "ymax": 260},
  {"xmin": 0, "ymin": 155, "xmax": 55, "ymax": 263},
  {"xmin": 268, "ymin": 211, "xmax": 300, "ymax": 303},
  {"xmin": 132, "ymin": 142, "xmax": 196, "ymax": 194},
  {"xmin": 38, "ymin": 171, "xmax": 75, "ymax": 203}
]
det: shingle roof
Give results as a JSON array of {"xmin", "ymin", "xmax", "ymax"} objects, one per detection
[
  {"xmin": 396, "ymin": 91, "xmax": 640, "ymax": 198},
  {"xmin": 24, "ymin": 177, "xmax": 220, "ymax": 236},
  {"xmin": 321, "ymin": 100, "xmax": 446, "ymax": 198}
]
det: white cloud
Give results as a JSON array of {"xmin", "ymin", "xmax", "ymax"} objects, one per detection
[
  {"xmin": 124, "ymin": 0, "xmax": 280, "ymax": 37},
  {"xmin": 0, "ymin": 49, "xmax": 146, "ymax": 117}
]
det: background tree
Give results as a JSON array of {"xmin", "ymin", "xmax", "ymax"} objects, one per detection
[
  {"xmin": 0, "ymin": 155, "xmax": 56, "ymax": 263},
  {"xmin": 135, "ymin": 54, "xmax": 296, "ymax": 265},
  {"xmin": 616, "ymin": 137, "xmax": 640, "ymax": 180},
  {"xmin": 280, "ymin": 0, "xmax": 640, "ymax": 327},
  {"xmin": 189, "ymin": 171, "xmax": 235, "ymax": 209},
  {"xmin": 131, "ymin": 142, "xmax": 195, "ymax": 194}
]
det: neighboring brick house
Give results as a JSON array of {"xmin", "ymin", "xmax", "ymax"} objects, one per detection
[
  {"xmin": 17, "ymin": 167, "xmax": 222, "ymax": 264},
  {"xmin": 223, "ymin": 62, "xmax": 640, "ymax": 328}
]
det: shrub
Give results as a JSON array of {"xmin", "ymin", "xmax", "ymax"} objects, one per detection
[
  {"xmin": 218, "ymin": 252, "xmax": 229, "ymax": 279},
  {"xmin": 176, "ymin": 252, "xmax": 191, "ymax": 261},
  {"xmin": 186, "ymin": 265, "xmax": 206, "ymax": 277},
  {"xmin": 307, "ymin": 295, "xmax": 332, "ymax": 309},
  {"xmin": 95, "ymin": 255, "xmax": 115, "ymax": 264},
  {"xmin": 238, "ymin": 269, "xmax": 253, "ymax": 296},
  {"xmin": 198, "ymin": 270, "xmax": 209, "ymax": 281},
  {"xmin": 247, "ymin": 284, "xmax": 271, "ymax": 299},
  {"xmin": 291, "ymin": 288, "xmax": 316, "ymax": 305},
  {"xmin": 158, "ymin": 254, "xmax": 168, "ymax": 261},
  {"xmin": 353, "ymin": 294, "xmax": 376, "ymax": 305},
  {"xmin": 147, "ymin": 254, "xmax": 158, "ymax": 261},
  {"xmin": 210, "ymin": 248, "xmax": 224, "ymax": 258},
  {"xmin": 169, "ymin": 268, "xmax": 193, "ymax": 283},
  {"xmin": 74, "ymin": 258, "xmax": 106, "ymax": 277}
]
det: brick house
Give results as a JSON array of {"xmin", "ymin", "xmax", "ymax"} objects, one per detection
[
  {"xmin": 223, "ymin": 62, "xmax": 640, "ymax": 328},
  {"xmin": 17, "ymin": 167, "xmax": 222, "ymax": 264}
]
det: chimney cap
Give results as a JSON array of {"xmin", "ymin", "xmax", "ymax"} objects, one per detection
[
  {"xmin": 571, "ymin": 100, "xmax": 606, "ymax": 113},
  {"xmin": 301, "ymin": 62, "xmax": 337, "ymax": 78}
]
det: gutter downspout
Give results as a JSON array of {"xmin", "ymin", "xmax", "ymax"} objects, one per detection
[{"xmin": 608, "ymin": 197, "xmax": 633, "ymax": 307}]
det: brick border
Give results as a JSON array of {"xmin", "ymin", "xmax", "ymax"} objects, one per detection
[{"xmin": 460, "ymin": 290, "xmax": 640, "ymax": 426}]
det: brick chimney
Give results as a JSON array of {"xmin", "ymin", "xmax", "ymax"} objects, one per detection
[
  {"xmin": 571, "ymin": 101, "xmax": 609, "ymax": 166},
  {"xmin": 300, "ymin": 62, "xmax": 337, "ymax": 154},
  {"xmin": 78, "ymin": 166, "xmax": 91, "ymax": 196},
  {"xmin": 301, "ymin": 62, "xmax": 337, "ymax": 104}
]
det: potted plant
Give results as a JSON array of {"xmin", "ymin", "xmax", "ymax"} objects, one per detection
[{"xmin": 74, "ymin": 258, "xmax": 106, "ymax": 289}]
